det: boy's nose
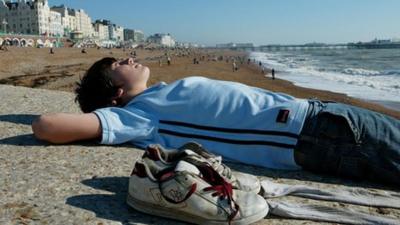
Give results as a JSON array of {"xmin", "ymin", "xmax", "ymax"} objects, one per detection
[{"xmin": 121, "ymin": 58, "xmax": 134, "ymax": 65}]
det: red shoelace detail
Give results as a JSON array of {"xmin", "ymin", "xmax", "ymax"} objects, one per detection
[
  {"xmin": 198, "ymin": 164, "xmax": 240, "ymax": 224},
  {"xmin": 144, "ymin": 145, "xmax": 161, "ymax": 161}
]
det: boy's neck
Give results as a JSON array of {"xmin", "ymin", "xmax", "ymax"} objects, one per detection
[{"xmin": 121, "ymin": 85, "xmax": 148, "ymax": 105}]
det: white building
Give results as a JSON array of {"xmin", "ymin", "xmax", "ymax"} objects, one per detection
[
  {"xmin": 93, "ymin": 20, "xmax": 109, "ymax": 40},
  {"xmin": 0, "ymin": 0, "xmax": 51, "ymax": 35},
  {"xmin": 93, "ymin": 21, "xmax": 125, "ymax": 42},
  {"xmin": 147, "ymin": 33, "xmax": 175, "ymax": 47},
  {"xmin": 51, "ymin": 5, "xmax": 93, "ymax": 38},
  {"xmin": 49, "ymin": 10, "xmax": 63, "ymax": 36},
  {"xmin": 112, "ymin": 25, "xmax": 124, "ymax": 41},
  {"xmin": 105, "ymin": 23, "xmax": 124, "ymax": 42},
  {"xmin": 51, "ymin": 5, "xmax": 75, "ymax": 36},
  {"xmin": 72, "ymin": 9, "xmax": 92, "ymax": 38},
  {"xmin": 176, "ymin": 42, "xmax": 199, "ymax": 48},
  {"xmin": 124, "ymin": 29, "xmax": 145, "ymax": 43},
  {"xmin": 93, "ymin": 19, "xmax": 111, "ymax": 40}
]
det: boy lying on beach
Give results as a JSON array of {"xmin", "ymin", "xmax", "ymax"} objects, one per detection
[{"xmin": 32, "ymin": 57, "xmax": 400, "ymax": 185}]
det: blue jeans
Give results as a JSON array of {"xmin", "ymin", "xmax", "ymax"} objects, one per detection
[{"xmin": 294, "ymin": 100, "xmax": 400, "ymax": 185}]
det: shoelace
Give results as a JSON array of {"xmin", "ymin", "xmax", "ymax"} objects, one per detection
[
  {"xmin": 207, "ymin": 156, "xmax": 233, "ymax": 180},
  {"xmin": 178, "ymin": 143, "xmax": 235, "ymax": 180},
  {"xmin": 186, "ymin": 154, "xmax": 234, "ymax": 180},
  {"xmin": 198, "ymin": 163, "xmax": 240, "ymax": 224}
]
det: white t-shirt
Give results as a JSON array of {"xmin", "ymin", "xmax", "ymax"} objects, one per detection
[{"xmin": 94, "ymin": 76, "xmax": 309, "ymax": 170}]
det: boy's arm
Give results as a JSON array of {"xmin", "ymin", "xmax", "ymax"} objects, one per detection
[{"xmin": 32, "ymin": 113, "xmax": 101, "ymax": 144}]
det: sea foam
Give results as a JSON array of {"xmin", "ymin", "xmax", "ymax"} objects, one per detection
[{"xmin": 251, "ymin": 51, "xmax": 400, "ymax": 104}]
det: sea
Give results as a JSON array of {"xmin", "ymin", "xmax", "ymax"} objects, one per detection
[{"xmin": 250, "ymin": 48, "xmax": 400, "ymax": 111}]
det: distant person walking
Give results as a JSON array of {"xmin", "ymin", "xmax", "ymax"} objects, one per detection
[
  {"xmin": 271, "ymin": 68, "xmax": 275, "ymax": 80},
  {"xmin": 50, "ymin": 47, "xmax": 55, "ymax": 54},
  {"xmin": 232, "ymin": 61, "xmax": 237, "ymax": 72},
  {"xmin": 167, "ymin": 56, "xmax": 171, "ymax": 66}
]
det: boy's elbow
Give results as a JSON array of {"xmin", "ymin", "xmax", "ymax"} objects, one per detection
[{"xmin": 32, "ymin": 115, "xmax": 53, "ymax": 142}]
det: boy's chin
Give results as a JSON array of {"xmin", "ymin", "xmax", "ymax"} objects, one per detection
[{"xmin": 143, "ymin": 66, "xmax": 150, "ymax": 77}]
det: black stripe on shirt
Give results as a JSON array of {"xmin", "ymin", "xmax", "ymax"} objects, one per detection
[
  {"xmin": 159, "ymin": 120, "xmax": 299, "ymax": 139},
  {"xmin": 158, "ymin": 129, "xmax": 296, "ymax": 149}
]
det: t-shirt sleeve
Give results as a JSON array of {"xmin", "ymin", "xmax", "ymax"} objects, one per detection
[{"xmin": 93, "ymin": 107, "xmax": 156, "ymax": 145}]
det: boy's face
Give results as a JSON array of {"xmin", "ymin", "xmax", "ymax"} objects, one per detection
[{"xmin": 111, "ymin": 57, "xmax": 150, "ymax": 89}]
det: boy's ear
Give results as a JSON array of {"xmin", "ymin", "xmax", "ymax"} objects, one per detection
[{"xmin": 110, "ymin": 88, "xmax": 124, "ymax": 106}]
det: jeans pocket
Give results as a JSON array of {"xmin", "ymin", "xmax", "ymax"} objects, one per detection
[
  {"xmin": 321, "ymin": 104, "xmax": 363, "ymax": 144},
  {"xmin": 317, "ymin": 112, "xmax": 361, "ymax": 145}
]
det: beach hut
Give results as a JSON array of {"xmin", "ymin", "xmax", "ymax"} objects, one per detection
[
  {"xmin": 12, "ymin": 38, "xmax": 20, "ymax": 46},
  {"xmin": 36, "ymin": 39, "xmax": 44, "ymax": 48},
  {"xmin": 27, "ymin": 39, "xmax": 34, "ymax": 47},
  {"xmin": 44, "ymin": 39, "xmax": 52, "ymax": 48},
  {"xmin": 4, "ymin": 38, "xmax": 11, "ymax": 45},
  {"xmin": 20, "ymin": 39, "xmax": 27, "ymax": 47}
]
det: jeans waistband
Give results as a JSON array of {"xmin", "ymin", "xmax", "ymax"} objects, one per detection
[{"xmin": 302, "ymin": 99, "xmax": 326, "ymax": 133}]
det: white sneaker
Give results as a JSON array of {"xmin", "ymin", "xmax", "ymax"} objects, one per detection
[
  {"xmin": 127, "ymin": 159, "xmax": 269, "ymax": 225},
  {"xmin": 143, "ymin": 142, "xmax": 261, "ymax": 193}
]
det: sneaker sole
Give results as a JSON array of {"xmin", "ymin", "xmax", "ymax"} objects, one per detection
[{"xmin": 126, "ymin": 194, "xmax": 268, "ymax": 225}]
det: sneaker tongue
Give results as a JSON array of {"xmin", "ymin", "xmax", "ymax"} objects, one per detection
[
  {"xmin": 175, "ymin": 160, "xmax": 200, "ymax": 175},
  {"xmin": 182, "ymin": 149, "xmax": 198, "ymax": 156}
]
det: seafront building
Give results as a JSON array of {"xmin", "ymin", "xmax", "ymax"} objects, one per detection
[
  {"xmin": 71, "ymin": 9, "xmax": 92, "ymax": 38},
  {"xmin": 0, "ymin": 0, "xmax": 61, "ymax": 36},
  {"xmin": 124, "ymin": 29, "xmax": 145, "ymax": 43},
  {"xmin": 176, "ymin": 42, "xmax": 200, "ymax": 48},
  {"xmin": 0, "ymin": 0, "xmax": 174, "ymax": 48},
  {"xmin": 110, "ymin": 24, "xmax": 124, "ymax": 42},
  {"xmin": 93, "ymin": 19, "xmax": 124, "ymax": 42},
  {"xmin": 147, "ymin": 33, "xmax": 175, "ymax": 47},
  {"xmin": 49, "ymin": 10, "xmax": 63, "ymax": 36},
  {"xmin": 51, "ymin": 5, "xmax": 93, "ymax": 38},
  {"xmin": 50, "ymin": 5, "xmax": 74, "ymax": 34},
  {"xmin": 93, "ymin": 20, "xmax": 109, "ymax": 41},
  {"xmin": 0, "ymin": 1, "xmax": 92, "ymax": 38}
]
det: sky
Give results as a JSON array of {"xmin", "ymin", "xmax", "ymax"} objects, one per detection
[{"xmin": 50, "ymin": 0, "xmax": 400, "ymax": 46}]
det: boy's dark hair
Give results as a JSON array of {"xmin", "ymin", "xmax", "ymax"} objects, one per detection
[{"xmin": 75, "ymin": 57, "xmax": 119, "ymax": 113}]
